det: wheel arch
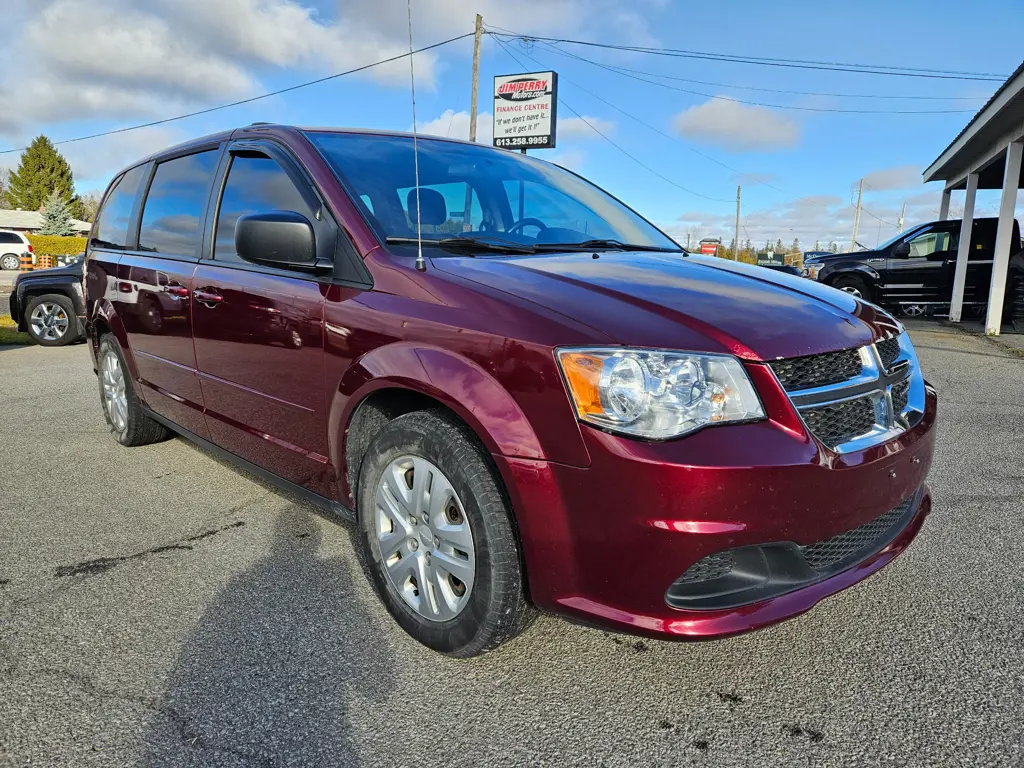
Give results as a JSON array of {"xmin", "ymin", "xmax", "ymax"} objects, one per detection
[{"xmin": 328, "ymin": 343, "xmax": 546, "ymax": 509}]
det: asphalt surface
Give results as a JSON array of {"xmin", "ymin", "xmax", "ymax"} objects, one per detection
[{"xmin": 1, "ymin": 325, "xmax": 1023, "ymax": 767}]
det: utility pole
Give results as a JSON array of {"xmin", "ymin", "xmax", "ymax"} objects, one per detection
[
  {"xmin": 734, "ymin": 186, "xmax": 741, "ymax": 260},
  {"xmin": 850, "ymin": 178, "xmax": 863, "ymax": 252},
  {"xmin": 897, "ymin": 202, "xmax": 907, "ymax": 233},
  {"xmin": 463, "ymin": 14, "xmax": 484, "ymax": 231},
  {"xmin": 468, "ymin": 14, "xmax": 483, "ymax": 142}
]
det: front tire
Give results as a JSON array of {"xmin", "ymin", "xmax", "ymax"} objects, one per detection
[
  {"xmin": 831, "ymin": 275, "xmax": 870, "ymax": 300},
  {"xmin": 357, "ymin": 410, "xmax": 533, "ymax": 657},
  {"xmin": 97, "ymin": 334, "xmax": 169, "ymax": 447},
  {"xmin": 25, "ymin": 294, "xmax": 79, "ymax": 346}
]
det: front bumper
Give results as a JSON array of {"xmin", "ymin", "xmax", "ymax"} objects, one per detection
[{"xmin": 496, "ymin": 378, "xmax": 936, "ymax": 640}]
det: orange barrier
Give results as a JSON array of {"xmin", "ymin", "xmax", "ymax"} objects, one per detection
[{"xmin": 19, "ymin": 255, "xmax": 33, "ymax": 272}]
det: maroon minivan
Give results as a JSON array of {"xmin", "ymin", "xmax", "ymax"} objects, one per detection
[{"xmin": 85, "ymin": 125, "xmax": 936, "ymax": 657}]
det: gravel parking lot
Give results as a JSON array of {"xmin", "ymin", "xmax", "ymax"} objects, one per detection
[{"xmin": 2, "ymin": 325, "xmax": 1023, "ymax": 767}]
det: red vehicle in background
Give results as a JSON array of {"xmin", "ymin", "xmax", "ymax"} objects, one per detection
[{"xmin": 84, "ymin": 125, "xmax": 936, "ymax": 657}]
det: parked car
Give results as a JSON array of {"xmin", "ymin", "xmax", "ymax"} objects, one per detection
[
  {"xmin": 802, "ymin": 218, "xmax": 1023, "ymax": 316},
  {"xmin": 8, "ymin": 255, "xmax": 86, "ymax": 346},
  {"xmin": 0, "ymin": 230, "xmax": 33, "ymax": 271},
  {"xmin": 84, "ymin": 125, "xmax": 936, "ymax": 657}
]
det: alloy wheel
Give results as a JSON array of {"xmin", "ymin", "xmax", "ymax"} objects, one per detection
[
  {"xmin": 101, "ymin": 349, "xmax": 129, "ymax": 432},
  {"xmin": 1, "ymin": 254, "xmax": 19, "ymax": 270},
  {"xmin": 902, "ymin": 303, "xmax": 926, "ymax": 317},
  {"xmin": 840, "ymin": 286, "xmax": 863, "ymax": 298},
  {"xmin": 29, "ymin": 302, "xmax": 69, "ymax": 342},
  {"xmin": 375, "ymin": 455, "xmax": 476, "ymax": 622}
]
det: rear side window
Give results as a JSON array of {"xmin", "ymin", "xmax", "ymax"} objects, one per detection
[
  {"xmin": 93, "ymin": 165, "xmax": 146, "ymax": 249},
  {"xmin": 213, "ymin": 154, "xmax": 316, "ymax": 263},
  {"xmin": 0, "ymin": 232, "xmax": 24, "ymax": 244},
  {"xmin": 138, "ymin": 150, "xmax": 219, "ymax": 257}
]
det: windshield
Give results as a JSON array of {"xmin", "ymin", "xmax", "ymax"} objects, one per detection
[
  {"xmin": 876, "ymin": 227, "xmax": 922, "ymax": 251},
  {"xmin": 306, "ymin": 131, "xmax": 680, "ymax": 252}
]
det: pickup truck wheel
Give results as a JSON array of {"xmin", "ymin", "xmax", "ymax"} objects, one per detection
[
  {"xmin": 357, "ymin": 409, "xmax": 534, "ymax": 657},
  {"xmin": 25, "ymin": 294, "xmax": 79, "ymax": 347},
  {"xmin": 97, "ymin": 334, "xmax": 169, "ymax": 447},
  {"xmin": 1, "ymin": 253, "xmax": 19, "ymax": 270},
  {"xmin": 831, "ymin": 275, "xmax": 870, "ymax": 300}
]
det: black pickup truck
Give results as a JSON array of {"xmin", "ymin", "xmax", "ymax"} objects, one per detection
[
  {"xmin": 8, "ymin": 256, "xmax": 86, "ymax": 346},
  {"xmin": 803, "ymin": 217, "xmax": 1024, "ymax": 317}
]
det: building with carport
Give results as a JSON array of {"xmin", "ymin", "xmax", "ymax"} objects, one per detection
[{"xmin": 924, "ymin": 60, "xmax": 1024, "ymax": 335}]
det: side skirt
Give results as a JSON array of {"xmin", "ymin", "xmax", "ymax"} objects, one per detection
[{"xmin": 144, "ymin": 407, "xmax": 356, "ymax": 524}]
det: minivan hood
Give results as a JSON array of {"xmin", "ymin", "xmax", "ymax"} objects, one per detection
[{"xmin": 434, "ymin": 251, "xmax": 899, "ymax": 361}]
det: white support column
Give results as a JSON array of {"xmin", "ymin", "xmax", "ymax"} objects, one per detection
[
  {"xmin": 949, "ymin": 173, "xmax": 979, "ymax": 323},
  {"xmin": 985, "ymin": 140, "xmax": 1023, "ymax": 335},
  {"xmin": 939, "ymin": 188, "xmax": 952, "ymax": 219}
]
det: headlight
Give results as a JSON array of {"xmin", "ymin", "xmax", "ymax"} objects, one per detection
[
  {"xmin": 556, "ymin": 348, "xmax": 765, "ymax": 439},
  {"xmin": 803, "ymin": 264, "xmax": 822, "ymax": 280}
]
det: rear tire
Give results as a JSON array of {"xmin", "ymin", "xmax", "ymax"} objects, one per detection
[
  {"xmin": 831, "ymin": 275, "xmax": 870, "ymax": 301},
  {"xmin": 24, "ymin": 294, "xmax": 79, "ymax": 347},
  {"xmin": 1, "ymin": 253, "xmax": 19, "ymax": 271},
  {"xmin": 97, "ymin": 334, "xmax": 169, "ymax": 447},
  {"xmin": 357, "ymin": 409, "xmax": 534, "ymax": 657}
]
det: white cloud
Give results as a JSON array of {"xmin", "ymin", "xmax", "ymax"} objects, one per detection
[
  {"xmin": 673, "ymin": 98, "xmax": 800, "ymax": 152},
  {"xmin": 418, "ymin": 110, "xmax": 495, "ymax": 142},
  {"xmin": 61, "ymin": 126, "xmax": 190, "ymax": 186},
  {"xmin": 862, "ymin": 164, "xmax": 922, "ymax": 191},
  {"xmin": 548, "ymin": 149, "xmax": 587, "ymax": 171},
  {"xmin": 557, "ymin": 116, "xmax": 615, "ymax": 139}
]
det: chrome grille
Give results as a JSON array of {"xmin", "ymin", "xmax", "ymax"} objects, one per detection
[
  {"xmin": 799, "ymin": 498, "xmax": 913, "ymax": 570},
  {"xmin": 891, "ymin": 379, "xmax": 910, "ymax": 414},
  {"xmin": 770, "ymin": 348, "xmax": 863, "ymax": 391},
  {"xmin": 772, "ymin": 332, "xmax": 922, "ymax": 453},
  {"xmin": 800, "ymin": 397, "xmax": 877, "ymax": 450}
]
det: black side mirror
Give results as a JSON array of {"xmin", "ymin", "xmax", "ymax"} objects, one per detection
[
  {"xmin": 235, "ymin": 210, "xmax": 328, "ymax": 273},
  {"xmin": 893, "ymin": 242, "xmax": 911, "ymax": 258}
]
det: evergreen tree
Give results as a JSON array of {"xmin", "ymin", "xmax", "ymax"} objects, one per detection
[
  {"xmin": 775, "ymin": 238, "xmax": 785, "ymax": 253},
  {"xmin": 829, "ymin": 241, "xmax": 839, "ymax": 253},
  {"xmin": 790, "ymin": 238, "xmax": 801, "ymax": 254},
  {"xmin": 5, "ymin": 135, "xmax": 78, "ymax": 213},
  {"xmin": 38, "ymin": 190, "xmax": 76, "ymax": 236}
]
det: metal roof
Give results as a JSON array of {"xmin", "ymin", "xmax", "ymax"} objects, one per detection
[
  {"xmin": 924, "ymin": 59, "xmax": 1024, "ymax": 185},
  {"xmin": 0, "ymin": 209, "xmax": 91, "ymax": 233}
]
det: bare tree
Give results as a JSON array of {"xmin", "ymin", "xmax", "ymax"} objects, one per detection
[{"xmin": 0, "ymin": 168, "xmax": 11, "ymax": 210}]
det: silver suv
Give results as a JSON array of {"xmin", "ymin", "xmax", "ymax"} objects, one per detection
[{"xmin": 0, "ymin": 230, "xmax": 32, "ymax": 270}]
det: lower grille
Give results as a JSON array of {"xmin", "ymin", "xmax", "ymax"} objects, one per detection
[
  {"xmin": 799, "ymin": 498, "xmax": 913, "ymax": 571},
  {"xmin": 666, "ymin": 494, "xmax": 920, "ymax": 610},
  {"xmin": 674, "ymin": 551, "xmax": 734, "ymax": 584},
  {"xmin": 891, "ymin": 379, "xmax": 910, "ymax": 415},
  {"xmin": 801, "ymin": 396, "xmax": 876, "ymax": 449}
]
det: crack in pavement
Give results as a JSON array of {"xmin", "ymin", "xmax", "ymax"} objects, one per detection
[
  {"xmin": 15, "ymin": 665, "xmax": 274, "ymax": 767},
  {"xmin": 54, "ymin": 521, "xmax": 247, "ymax": 578}
]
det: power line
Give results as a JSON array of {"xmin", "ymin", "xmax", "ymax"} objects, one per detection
[
  {"xmin": 496, "ymin": 34, "xmax": 978, "ymax": 114},
  {"xmin": 493, "ymin": 37, "xmax": 732, "ymax": 203},
  {"xmin": 528, "ymin": 43, "xmax": 987, "ymax": 102},
  {"xmin": 0, "ymin": 31, "xmax": 475, "ymax": 156},
  {"xmin": 501, "ymin": 38, "xmax": 787, "ymax": 194},
  {"xmin": 485, "ymin": 28, "xmax": 1006, "ymax": 82}
]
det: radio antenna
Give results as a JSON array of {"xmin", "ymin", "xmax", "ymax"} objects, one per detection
[{"xmin": 406, "ymin": 0, "xmax": 426, "ymax": 272}]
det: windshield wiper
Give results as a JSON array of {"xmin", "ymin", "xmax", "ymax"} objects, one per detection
[
  {"xmin": 386, "ymin": 235, "xmax": 536, "ymax": 254},
  {"xmin": 532, "ymin": 239, "xmax": 682, "ymax": 253}
]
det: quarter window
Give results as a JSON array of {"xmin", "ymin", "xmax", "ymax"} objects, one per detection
[
  {"xmin": 0, "ymin": 232, "xmax": 23, "ymax": 244},
  {"xmin": 214, "ymin": 154, "xmax": 316, "ymax": 262},
  {"xmin": 138, "ymin": 150, "xmax": 219, "ymax": 256},
  {"xmin": 93, "ymin": 165, "xmax": 146, "ymax": 249}
]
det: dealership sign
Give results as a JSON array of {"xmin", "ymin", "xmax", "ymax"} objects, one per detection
[{"xmin": 493, "ymin": 72, "xmax": 558, "ymax": 149}]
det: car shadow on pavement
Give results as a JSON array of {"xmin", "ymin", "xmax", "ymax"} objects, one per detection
[{"xmin": 138, "ymin": 510, "xmax": 392, "ymax": 767}]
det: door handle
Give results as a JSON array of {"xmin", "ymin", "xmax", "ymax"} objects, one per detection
[
  {"xmin": 193, "ymin": 288, "xmax": 224, "ymax": 306},
  {"xmin": 162, "ymin": 284, "xmax": 189, "ymax": 298}
]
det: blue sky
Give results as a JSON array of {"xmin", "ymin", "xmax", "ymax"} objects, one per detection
[{"xmin": 2, "ymin": 0, "xmax": 1021, "ymax": 248}]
